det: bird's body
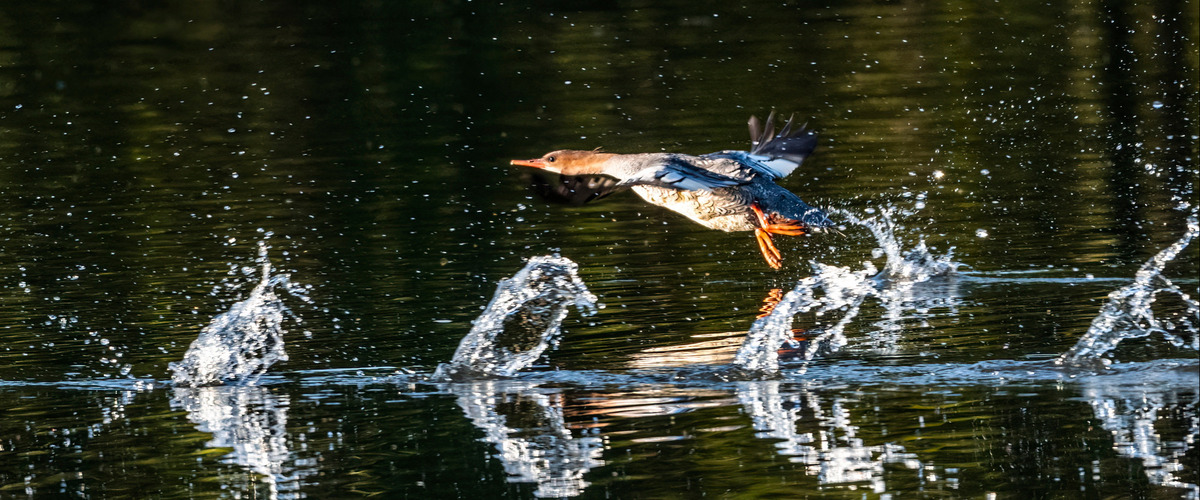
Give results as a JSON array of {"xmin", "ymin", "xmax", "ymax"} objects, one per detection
[
  {"xmin": 628, "ymin": 169, "xmax": 826, "ymax": 233},
  {"xmin": 511, "ymin": 112, "xmax": 833, "ymax": 269}
]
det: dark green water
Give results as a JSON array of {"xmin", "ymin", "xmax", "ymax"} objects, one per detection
[{"xmin": 1, "ymin": 0, "xmax": 1198, "ymax": 498}]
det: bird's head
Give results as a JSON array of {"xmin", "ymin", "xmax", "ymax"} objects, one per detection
[{"xmin": 510, "ymin": 149, "xmax": 614, "ymax": 175}]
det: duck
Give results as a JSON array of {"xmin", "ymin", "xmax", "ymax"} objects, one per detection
[{"xmin": 511, "ymin": 112, "xmax": 833, "ymax": 269}]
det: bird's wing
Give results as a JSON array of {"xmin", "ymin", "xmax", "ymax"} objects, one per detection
[
  {"xmin": 740, "ymin": 111, "xmax": 819, "ymax": 179},
  {"xmin": 695, "ymin": 151, "xmax": 780, "ymax": 180},
  {"xmin": 614, "ymin": 155, "xmax": 748, "ymax": 191}
]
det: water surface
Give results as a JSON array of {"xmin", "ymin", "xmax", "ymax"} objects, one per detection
[{"xmin": 1, "ymin": 0, "xmax": 1197, "ymax": 498}]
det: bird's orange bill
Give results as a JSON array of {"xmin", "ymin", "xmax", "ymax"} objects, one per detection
[{"xmin": 510, "ymin": 158, "xmax": 547, "ymax": 168}]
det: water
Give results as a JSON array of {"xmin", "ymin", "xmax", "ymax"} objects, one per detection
[
  {"xmin": 141, "ymin": 204, "xmax": 1195, "ymax": 498},
  {"xmin": 169, "ymin": 386, "xmax": 311, "ymax": 497},
  {"xmin": 169, "ymin": 241, "xmax": 309, "ymax": 387},
  {"xmin": 449, "ymin": 381, "xmax": 605, "ymax": 498},
  {"xmin": 734, "ymin": 381, "xmax": 920, "ymax": 487},
  {"xmin": 733, "ymin": 207, "xmax": 959, "ymax": 376},
  {"xmin": 1, "ymin": 0, "xmax": 1197, "ymax": 497},
  {"xmin": 1057, "ymin": 214, "xmax": 1200, "ymax": 367},
  {"xmin": 432, "ymin": 255, "xmax": 599, "ymax": 380}
]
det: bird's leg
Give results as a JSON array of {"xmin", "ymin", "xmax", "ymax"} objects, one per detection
[
  {"xmin": 751, "ymin": 203, "xmax": 809, "ymax": 236},
  {"xmin": 751, "ymin": 203, "xmax": 808, "ymax": 269},
  {"xmin": 755, "ymin": 228, "xmax": 783, "ymax": 269}
]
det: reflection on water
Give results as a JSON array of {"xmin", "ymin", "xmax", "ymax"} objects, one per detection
[
  {"xmin": 627, "ymin": 331, "xmax": 744, "ymax": 369},
  {"xmin": 1079, "ymin": 365, "xmax": 1200, "ymax": 498},
  {"xmin": 170, "ymin": 386, "xmax": 313, "ymax": 499},
  {"xmin": 449, "ymin": 381, "xmax": 605, "ymax": 498},
  {"xmin": 435, "ymin": 360, "xmax": 1196, "ymax": 497},
  {"xmin": 736, "ymin": 381, "xmax": 919, "ymax": 489}
]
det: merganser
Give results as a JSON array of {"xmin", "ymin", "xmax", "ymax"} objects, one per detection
[{"xmin": 511, "ymin": 112, "xmax": 833, "ymax": 269}]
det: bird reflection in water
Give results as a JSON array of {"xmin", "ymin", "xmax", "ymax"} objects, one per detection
[{"xmin": 627, "ymin": 288, "xmax": 814, "ymax": 370}]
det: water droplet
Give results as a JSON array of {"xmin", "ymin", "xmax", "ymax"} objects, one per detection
[{"xmin": 975, "ymin": 229, "xmax": 989, "ymax": 238}]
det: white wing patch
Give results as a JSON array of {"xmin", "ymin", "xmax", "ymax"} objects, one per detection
[
  {"xmin": 747, "ymin": 154, "xmax": 801, "ymax": 178},
  {"xmin": 659, "ymin": 171, "xmax": 684, "ymax": 184}
]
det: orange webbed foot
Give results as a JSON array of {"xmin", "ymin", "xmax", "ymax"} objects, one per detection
[
  {"xmin": 752, "ymin": 204, "xmax": 811, "ymax": 269},
  {"xmin": 751, "ymin": 204, "xmax": 809, "ymax": 236},
  {"xmin": 755, "ymin": 228, "xmax": 783, "ymax": 269}
]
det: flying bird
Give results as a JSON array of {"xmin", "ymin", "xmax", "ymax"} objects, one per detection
[{"xmin": 511, "ymin": 112, "xmax": 833, "ymax": 269}]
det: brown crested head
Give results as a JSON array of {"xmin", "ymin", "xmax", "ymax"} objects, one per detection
[{"xmin": 510, "ymin": 149, "xmax": 615, "ymax": 175}]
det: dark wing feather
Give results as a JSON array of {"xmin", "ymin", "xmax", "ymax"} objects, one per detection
[{"xmin": 749, "ymin": 112, "xmax": 817, "ymax": 165}]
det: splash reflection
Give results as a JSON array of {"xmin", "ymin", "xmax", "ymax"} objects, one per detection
[
  {"xmin": 1079, "ymin": 368, "xmax": 1200, "ymax": 498},
  {"xmin": 449, "ymin": 381, "xmax": 605, "ymax": 498},
  {"xmin": 736, "ymin": 381, "xmax": 919, "ymax": 490},
  {"xmin": 170, "ymin": 386, "xmax": 313, "ymax": 499}
]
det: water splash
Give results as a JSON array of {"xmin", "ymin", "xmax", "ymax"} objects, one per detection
[
  {"xmin": 733, "ymin": 264, "xmax": 878, "ymax": 376},
  {"xmin": 849, "ymin": 207, "xmax": 958, "ymax": 282},
  {"xmin": 432, "ymin": 255, "xmax": 599, "ymax": 381},
  {"xmin": 732, "ymin": 207, "xmax": 959, "ymax": 377},
  {"xmin": 1056, "ymin": 215, "xmax": 1200, "ymax": 367},
  {"xmin": 170, "ymin": 242, "xmax": 310, "ymax": 387}
]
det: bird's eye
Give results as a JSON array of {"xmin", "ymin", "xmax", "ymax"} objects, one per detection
[{"xmin": 547, "ymin": 156, "xmax": 557, "ymax": 162}]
